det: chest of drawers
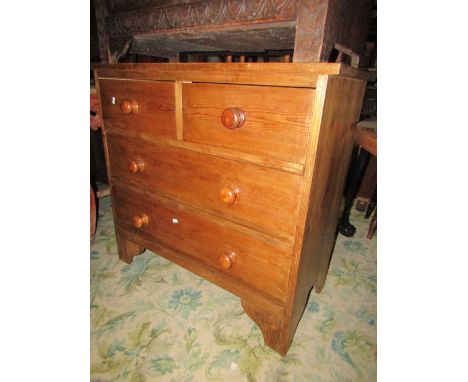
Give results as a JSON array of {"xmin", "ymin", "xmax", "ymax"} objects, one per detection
[{"xmin": 93, "ymin": 63, "xmax": 366, "ymax": 356}]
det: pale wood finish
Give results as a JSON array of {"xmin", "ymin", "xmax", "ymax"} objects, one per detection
[
  {"xmin": 280, "ymin": 75, "xmax": 366, "ymax": 354},
  {"xmin": 105, "ymin": 127, "xmax": 305, "ymax": 174},
  {"xmin": 106, "ymin": 134, "xmax": 302, "ymax": 241},
  {"xmin": 93, "ymin": 63, "xmax": 367, "ymax": 88},
  {"xmin": 94, "ymin": 63, "xmax": 366, "ymax": 356},
  {"xmin": 174, "ymin": 81, "xmax": 183, "ymax": 140},
  {"xmin": 99, "ymin": 79, "xmax": 176, "ymax": 140},
  {"xmin": 183, "ymin": 83, "xmax": 314, "ymax": 164},
  {"xmin": 303, "ymin": 76, "xmax": 366, "ymax": 293},
  {"xmin": 113, "ymin": 184, "xmax": 292, "ymax": 302},
  {"xmin": 116, "ymin": 224, "xmax": 286, "ymax": 318}
]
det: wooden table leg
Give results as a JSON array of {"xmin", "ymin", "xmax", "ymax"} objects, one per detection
[
  {"xmin": 339, "ymin": 147, "xmax": 370, "ymax": 237},
  {"xmin": 90, "ymin": 184, "xmax": 97, "ymax": 241},
  {"xmin": 356, "ymin": 156, "xmax": 377, "ymax": 211},
  {"xmin": 367, "ymin": 208, "xmax": 377, "ymax": 239},
  {"xmin": 365, "ymin": 187, "xmax": 377, "ymax": 219}
]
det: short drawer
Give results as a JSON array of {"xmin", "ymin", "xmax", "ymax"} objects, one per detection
[
  {"xmin": 99, "ymin": 79, "xmax": 176, "ymax": 140},
  {"xmin": 112, "ymin": 185, "xmax": 292, "ymax": 301},
  {"xmin": 182, "ymin": 83, "xmax": 315, "ymax": 164},
  {"xmin": 107, "ymin": 134, "xmax": 302, "ymax": 241}
]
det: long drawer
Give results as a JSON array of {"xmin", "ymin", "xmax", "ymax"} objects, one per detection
[
  {"xmin": 107, "ymin": 134, "xmax": 302, "ymax": 241},
  {"xmin": 112, "ymin": 185, "xmax": 292, "ymax": 301},
  {"xmin": 99, "ymin": 79, "xmax": 176, "ymax": 140},
  {"xmin": 182, "ymin": 83, "xmax": 315, "ymax": 164}
]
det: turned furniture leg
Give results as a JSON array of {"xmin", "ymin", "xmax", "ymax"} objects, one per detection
[
  {"xmin": 365, "ymin": 187, "xmax": 377, "ymax": 219},
  {"xmin": 90, "ymin": 185, "xmax": 97, "ymax": 241},
  {"xmin": 116, "ymin": 234, "xmax": 145, "ymax": 264},
  {"xmin": 367, "ymin": 208, "xmax": 377, "ymax": 239},
  {"xmin": 339, "ymin": 146, "xmax": 370, "ymax": 237}
]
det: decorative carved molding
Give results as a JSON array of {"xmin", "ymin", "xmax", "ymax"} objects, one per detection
[
  {"xmin": 94, "ymin": 0, "xmax": 111, "ymax": 62},
  {"xmin": 293, "ymin": 0, "xmax": 373, "ymax": 63},
  {"xmin": 100, "ymin": 0, "xmax": 372, "ymax": 64},
  {"xmin": 128, "ymin": 22, "xmax": 296, "ymax": 58},
  {"xmin": 292, "ymin": 0, "xmax": 328, "ymax": 62},
  {"xmin": 106, "ymin": 0, "xmax": 186, "ymax": 14},
  {"xmin": 319, "ymin": 0, "xmax": 373, "ymax": 63},
  {"xmin": 107, "ymin": 0, "xmax": 300, "ymax": 37}
]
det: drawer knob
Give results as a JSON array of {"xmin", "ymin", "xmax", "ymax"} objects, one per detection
[
  {"xmin": 219, "ymin": 251, "xmax": 237, "ymax": 269},
  {"xmin": 128, "ymin": 158, "xmax": 145, "ymax": 173},
  {"xmin": 219, "ymin": 187, "xmax": 238, "ymax": 204},
  {"xmin": 133, "ymin": 214, "xmax": 149, "ymax": 228},
  {"xmin": 221, "ymin": 107, "xmax": 245, "ymax": 130},
  {"xmin": 120, "ymin": 99, "xmax": 139, "ymax": 114}
]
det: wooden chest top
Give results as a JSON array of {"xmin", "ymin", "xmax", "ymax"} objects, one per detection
[{"xmin": 93, "ymin": 63, "xmax": 366, "ymax": 356}]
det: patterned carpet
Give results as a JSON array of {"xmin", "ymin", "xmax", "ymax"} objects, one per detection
[{"xmin": 91, "ymin": 196, "xmax": 376, "ymax": 381}]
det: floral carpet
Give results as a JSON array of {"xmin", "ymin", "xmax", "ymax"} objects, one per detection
[{"xmin": 91, "ymin": 196, "xmax": 376, "ymax": 381}]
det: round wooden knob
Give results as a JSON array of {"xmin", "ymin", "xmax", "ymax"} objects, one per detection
[
  {"xmin": 221, "ymin": 107, "xmax": 245, "ymax": 130},
  {"xmin": 120, "ymin": 99, "xmax": 139, "ymax": 114},
  {"xmin": 219, "ymin": 252, "xmax": 237, "ymax": 269},
  {"xmin": 127, "ymin": 158, "xmax": 145, "ymax": 174},
  {"xmin": 133, "ymin": 214, "xmax": 149, "ymax": 228},
  {"xmin": 219, "ymin": 187, "xmax": 238, "ymax": 204}
]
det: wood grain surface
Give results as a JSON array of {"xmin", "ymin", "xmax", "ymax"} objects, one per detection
[
  {"xmin": 115, "ymin": 225, "xmax": 287, "ymax": 316},
  {"xmin": 112, "ymin": 184, "xmax": 292, "ymax": 302},
  {"xmin": 183, "ymin": 83, "xmax": 314, "ymax": 163},
  {"xmin": 99, "ymin": 79, "xmax": 176, "ymax": 140},
  {"xmin": 103, "ymin": 127, "xmax": 305, "ymax": 174},
  {"xmin": 93, "ymin": 63, "xmax": 367, "ymax": 356},
  {"xmin": 106, "ymin": 134, "xmax": 303, "ymax": 241},
  {"xmin": 281, "ymin": 75, "xmax": 366, "ymax": 354},
  {"xmin": 354, "ymin": 122, "xmax": 377, "ymax": 156},
  {"xmin": 94, "ymin": 63, "xmax": 367, "ymax": 87}
]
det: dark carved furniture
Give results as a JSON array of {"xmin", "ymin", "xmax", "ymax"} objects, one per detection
[
  {"xmin": 94, "ymin": 0, "xmax": 373, "ymax": 64},
  {"xmin": 93, "ymin": 62, "xmax": 366, "ymax": 355}
]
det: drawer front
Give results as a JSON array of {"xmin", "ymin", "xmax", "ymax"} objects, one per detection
[
  {"xmin": 112, "ymin": 185, "xmax": 292, "ymax": 301},
  {"xmin": 99, "ymin": 79, "xmax": 176, "ymax": 140},
  {"xmin": 182, "ymin": 83, "xmax": 315, "ymax": 164},
  {"xmin": 107, "ymin": 134, "xmax": 302, "ymax": 240}
]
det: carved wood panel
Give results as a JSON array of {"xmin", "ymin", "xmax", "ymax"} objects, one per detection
[
  {"xmin": 107, "ymin": 0, "xmax": 300, "ymax": 36},
  {"xmin": 94, "ymin": 0, "xmax": 372, "ymax": 64}
]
